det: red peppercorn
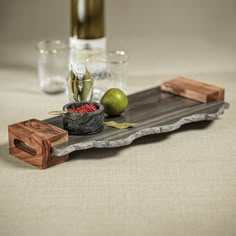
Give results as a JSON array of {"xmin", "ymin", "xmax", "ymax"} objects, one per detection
[{"xmin": 68, "ymin": 104, "xmax": 97, "ymax": 113}]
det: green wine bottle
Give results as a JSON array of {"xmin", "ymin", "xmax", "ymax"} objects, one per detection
[{"xmin": 70, "ymin": 0, "xmax": 106, "ymax": 55}]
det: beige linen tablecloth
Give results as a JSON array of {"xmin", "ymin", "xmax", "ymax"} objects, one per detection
[{"xmin": 0, "ymin": 69, "xmax": 235, "ymax": 236}]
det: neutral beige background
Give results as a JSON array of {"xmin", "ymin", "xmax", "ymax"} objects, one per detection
[
  {"xmin": 0, "ymin": 72, "xmax": 235, "ymax": 236},
  {"xmin": 0, "ymin": 1, "xmax": 236, "ymax": 236},
  {"xmin": 0, "ymin": 0, "xmax": 236, "ymax": 74}
]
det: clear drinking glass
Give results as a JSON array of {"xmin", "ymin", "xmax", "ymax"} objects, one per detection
[
  {"xmin": 37, "ymin": 40, "xmax": 69, "ymax": 94},
  {"xmin": 86, "ymin": 50, "xmax": 128, "ymax": 101}
]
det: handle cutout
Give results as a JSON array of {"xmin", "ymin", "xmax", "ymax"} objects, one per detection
[{"xmin": 14, "ymin": 139, "xmax": 37, "ymax": 156}]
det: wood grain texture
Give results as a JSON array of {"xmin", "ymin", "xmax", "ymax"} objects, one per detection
[
  {"xmin": 8, "ymin": 119, "xmax": 69, "ymax": 169},
  {"xmin": 43, "ymin": 86, "xmax": 228, "ymax": 157},
  {"xmin": 161, "ymin": 77, "xmax": 225, "ymax": 103}
]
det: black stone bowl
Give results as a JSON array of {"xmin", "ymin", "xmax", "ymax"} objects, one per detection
[{"xmin": 63, "ymin": 102, "xmax": 104, "ymax": 135}]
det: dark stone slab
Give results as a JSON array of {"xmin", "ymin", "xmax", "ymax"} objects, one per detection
[{"xmin": 44, "ymin": 86, "xmax": 229, "ymax": 156}]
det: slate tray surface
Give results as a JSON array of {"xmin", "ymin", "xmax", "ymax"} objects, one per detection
[{"xmin": 44, "ymin": 86, "xmax": 229, "ymax": 156}]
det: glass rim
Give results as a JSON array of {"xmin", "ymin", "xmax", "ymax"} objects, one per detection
[
  {"xmin": 36, "ymin": 40, "xmax": 68, "ymax": 54},
  {"xmin": 86, "ymin": 50, "xmax": 128, "ymax": 64}
]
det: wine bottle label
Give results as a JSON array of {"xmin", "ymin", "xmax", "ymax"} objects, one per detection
[
  {"xmin": 69, "ymin": 37, "xmax": 107, "ymax": 68},
  {"xmin": 69, "ymin": 37, "xmax": 106, "ymax": 50}
]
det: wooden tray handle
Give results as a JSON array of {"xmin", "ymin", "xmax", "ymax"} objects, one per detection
[
  {"xmin": 8, "ymin": 119, "xmax": 69, "ymax": 169},
  {"xmin": 14, "ymin": 139, "xmax": 37, "ymax": 157},
  {"xmin": 161, "ymin": 77, "xmax": 225, "ymax": 103}
]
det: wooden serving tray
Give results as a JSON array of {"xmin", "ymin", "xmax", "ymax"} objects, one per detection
[{"xmin": 8, "ymin": 86, "xmax": 229, "ymax": 169}]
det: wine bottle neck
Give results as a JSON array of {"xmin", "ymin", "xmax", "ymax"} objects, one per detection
[{"xmin": 71, "ymin": 0, "xmax": 105, "ymax": 39}]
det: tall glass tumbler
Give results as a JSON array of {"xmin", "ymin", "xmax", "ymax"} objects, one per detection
[
  {"xmin": 37, "ymin": 40, "xmax": 69, "ymax": 94},
  {"xmin": 86, "ymin": 50, "xmax": 128, "ymax": 101}
]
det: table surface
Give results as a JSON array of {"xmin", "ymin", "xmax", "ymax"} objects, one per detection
[{"xmin": 0, "ymin": 68, "xmax": 235, "ymax": 236}]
